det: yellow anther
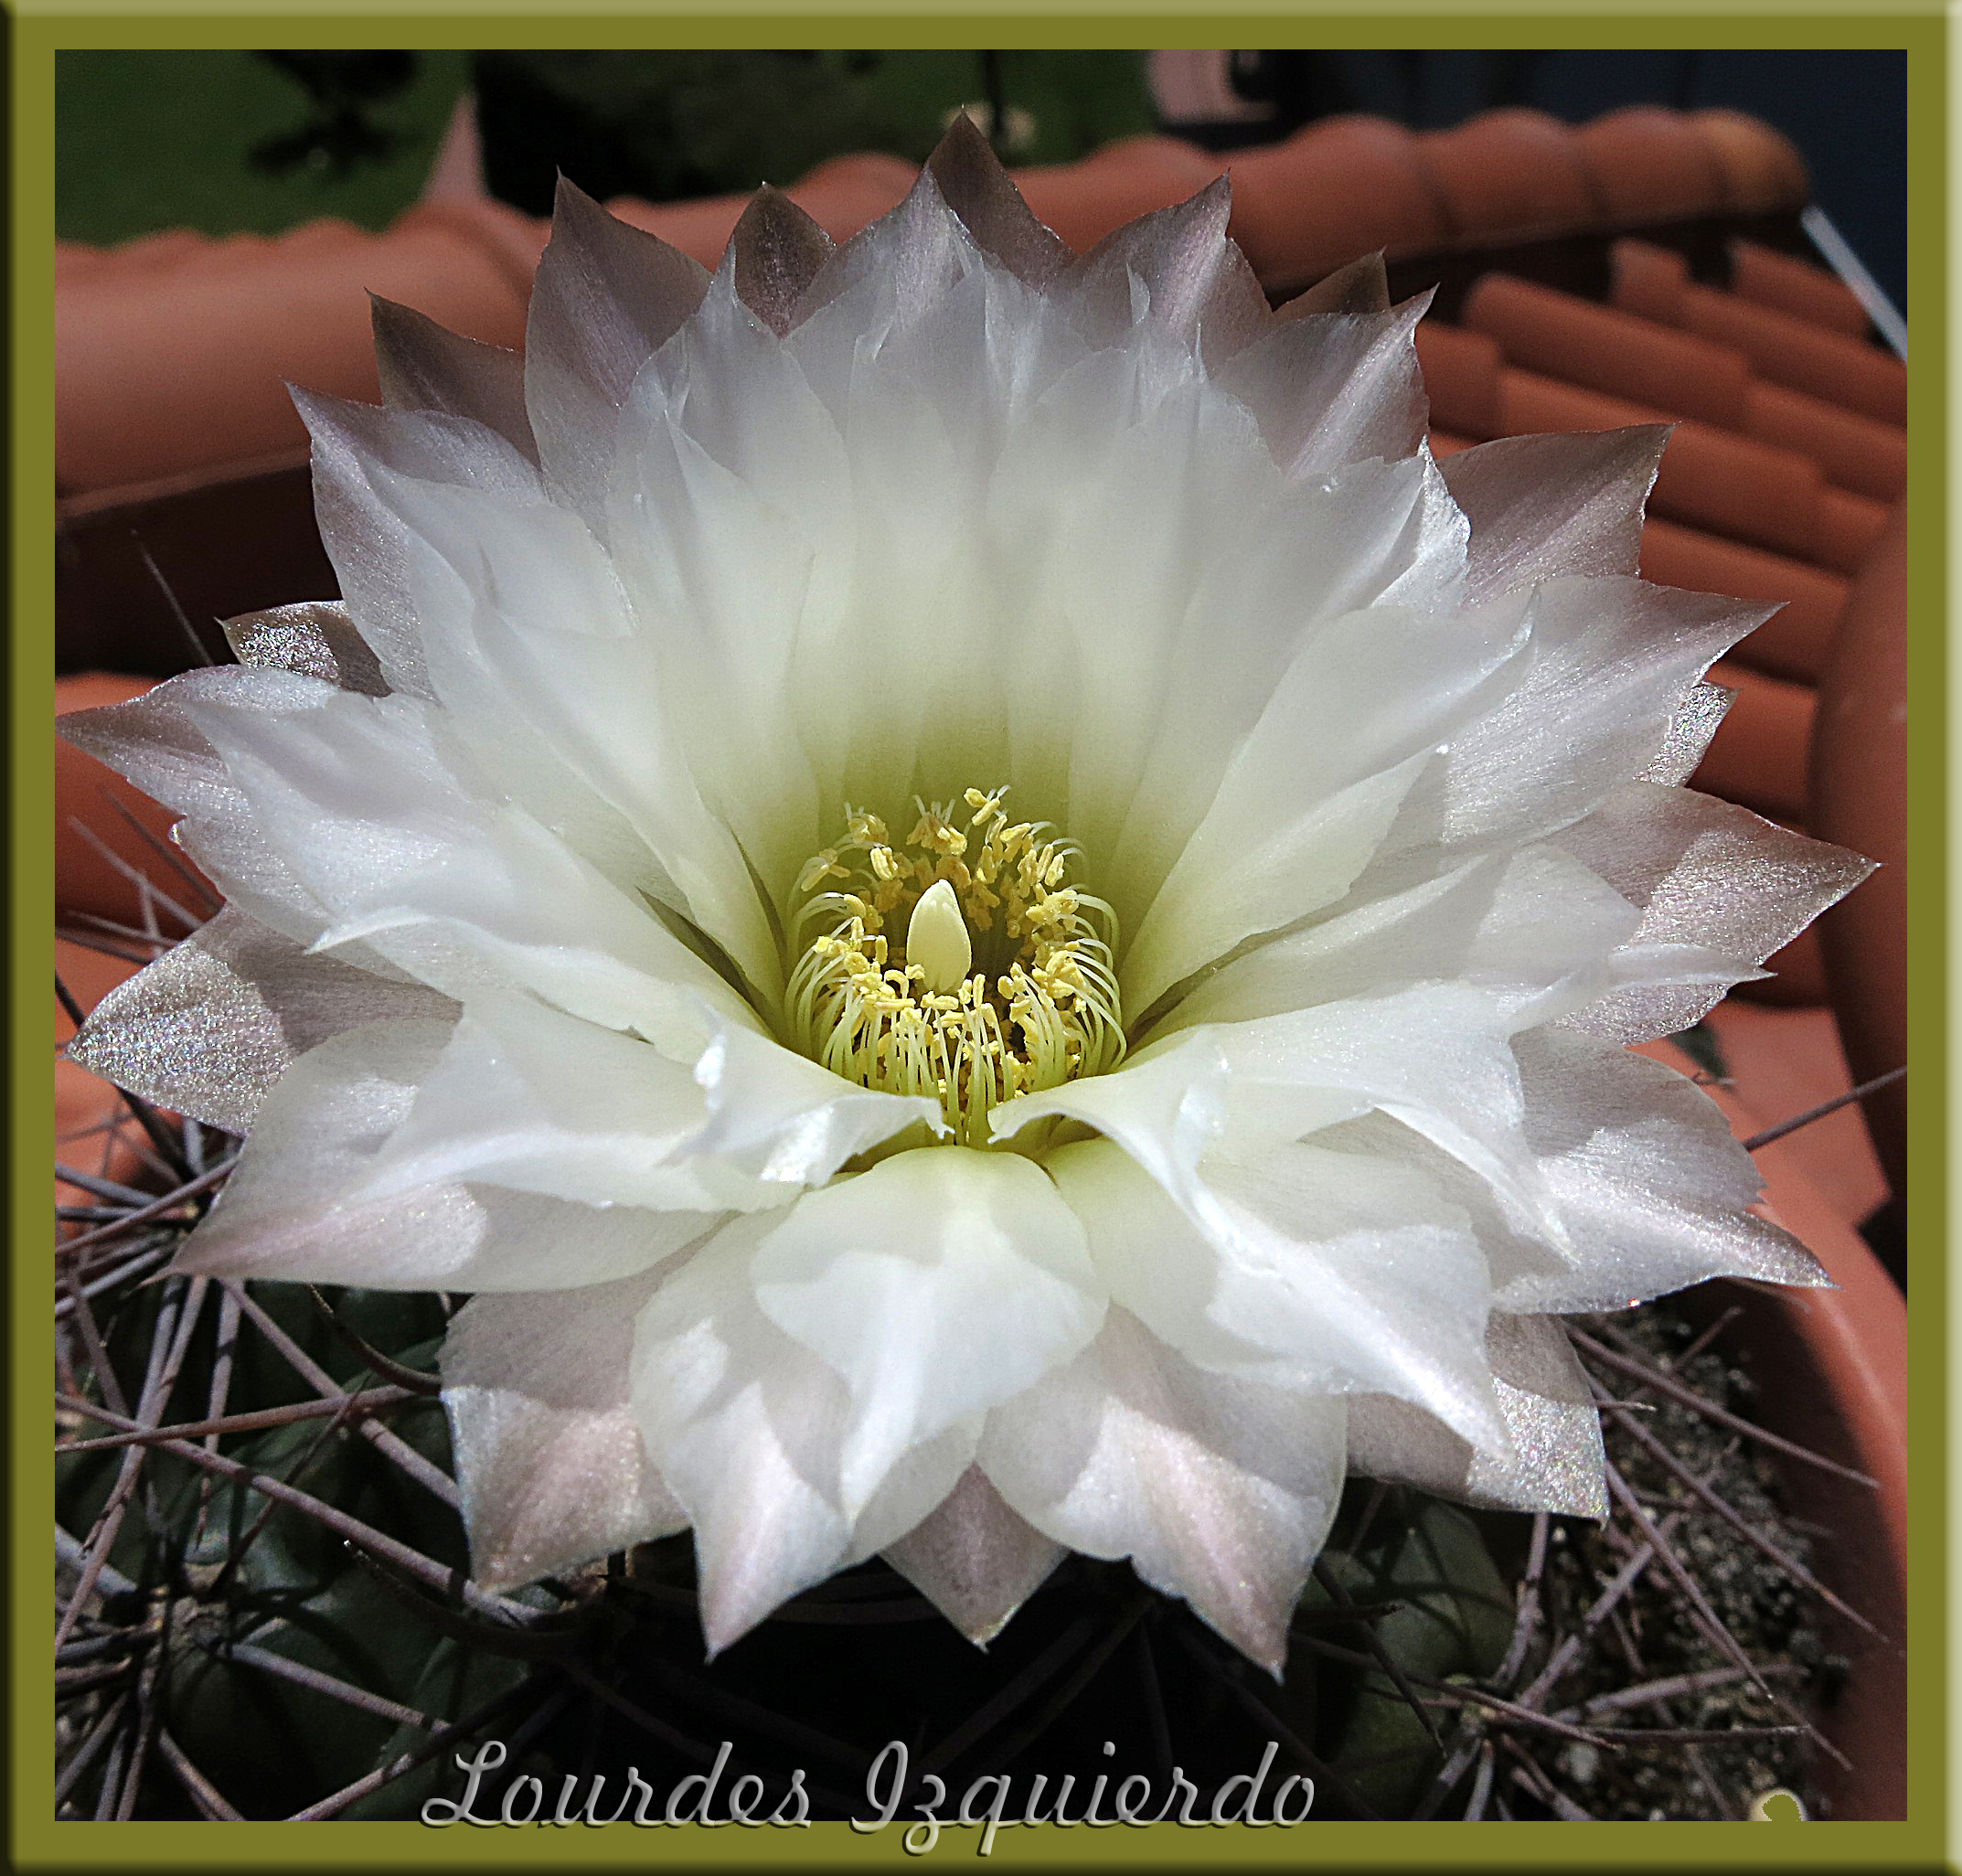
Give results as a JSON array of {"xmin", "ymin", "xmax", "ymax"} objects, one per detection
[
  {"xmin": 796, "ymin": 849, "xmax": 841, "ymax": 894},
  {"xmin": 846, "ymin": 810, "xmax": 890, "ymax": 846},
  {"xmin": 785, "ymin": 784, "xmax": 1125, "ymax": 1146}
]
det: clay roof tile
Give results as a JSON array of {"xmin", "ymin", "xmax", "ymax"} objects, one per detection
[
  {"xmin": 1694, "ymin": 656, "xmax": 1815, "ymax": 825},
  {"xmin": 1223, "ymin": 114, "xmax": 1447, "ymax": 290},
  {"xmin": 1413, "ymin": 107, "xmax": 1605, "ymax": 245},
  {"xmin": 1730, "ymin": 238, "xmax": 1871, "ymax": 337},
  {"xmin": 1574, "ymin": 105, "xmax": 1733, "ymax": 225},
  {"xmin": 1009, "ymin": 134, "xmax": 1224, "ymax": 253},
  {"xmin": 1411, "ymin": 321, "xmax": 1504, "ymax": 434},
  {"xmin": 1743, "ymin": 380, "xmax": 1905, "ymax": 503},
  {"xmin": 1690, "ymin": 107, "xmax": 1810, "ymax": 214},
  {"xmin": 57, "ymin": 214, "xmax": 531, "ymax": 491},
  {"xmin": 1673, "ymin": 284, "xmax": 1908, "ymax": 427},
  {"xmin": 1461, "ymin": 272, "xmax": 1750, "ymax": 427},
  {"xmin": 1637, "ymin": 517, "xmax": 1850, "ymax": 684}
]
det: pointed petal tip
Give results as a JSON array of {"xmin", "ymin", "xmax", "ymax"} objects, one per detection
[
  {"xmin": 285, "ymin": 378, "xmax": 381, "ymax": 436},
  {"xmin": 1200, "ymin": 1598, "xmax": 1289, "ymax": 1677},
  {"xmin": 470, "ymin": 1554, "xmax": 539, "ymax": 1595},
  {"xmin": 164, "ymin": 1238, "xmax": 230, "ymax": 1283},
  {"xmin": 926, "ymin": 106, "xmax": 1025, "ymax": 192},
  {"xmin": 935, "ymin": 1584, "xmax": 1038, "ymax": 1650},
  {"xmin": 929, "ymin": 106, "xmax": 996, "ymax": 163},
  {"xmin": 1282, "ymin": 250, "xmax": 1392, "ymax": 317},
  {"xmin": 538, "ymin": 168, "xmax": 710, "ymax": 298},
  {"xmin": 727, "ymin": 183, "xmax": 836, "ymax": 332},
  {"xmin": 368, "ymin": 290, "xmax": 501, "ymax": 366},
  {"xmin": 1766, "ymin": 1246, "xmax": 1839, "ymax": 1291},
  {"xmin": 919, "ymin": 111, "xmax": 1073, "ymax": 285},
  {"xmin": 549, "ymin": 169, "xmax": 602, "ymax": 219},
  {"xmin": 367, "ymin": 289, "xmax": 443, "ymax": 336},
  {"xmin": 700, "ymin": 1594, "xmax": 769, "ymax": 1660},
  {"xmin": 1400, "ymin": 282, "xmax": 1439, "ymax": 324},
  {"xmin": 731, "ymin": 179, "xmax": 816, "ymax": 228},
  {"xmin": 882, "ymin": 1466, "xmax": 1067, "ymax": 1644},
  {"xmin": 1190, "ymin": 168, "xmax": 1235, "ymax": 215},
  {"xmin": 690, "ymin": 1530, "xmax": 833, "ymax": 1662},
  {"xmin": 165, "ymin": 1241, "xmax": 261, "ymax": 1287}
]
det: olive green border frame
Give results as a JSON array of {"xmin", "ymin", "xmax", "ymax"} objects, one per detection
[{"xmin": 14, "ymin": 6, "xmax": 1947, "ymax": 1870}]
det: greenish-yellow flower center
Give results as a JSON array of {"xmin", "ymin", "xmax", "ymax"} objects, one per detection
[{"xmin": 785, "ymin": 787, "xmax": 1126, "ymax": 1146}]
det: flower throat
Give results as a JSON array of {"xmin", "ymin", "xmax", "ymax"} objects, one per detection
[{"xmin": 786, "ymin": 788, "xmax": 1125, "ymax": 1146}]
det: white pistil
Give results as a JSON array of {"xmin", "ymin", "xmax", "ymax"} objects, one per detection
[{"xmin": 907, "ymin": 879, "xmax": 973, "ymax": 995}]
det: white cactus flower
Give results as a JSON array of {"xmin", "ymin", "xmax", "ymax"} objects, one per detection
[{"xmin": 63, "ymin": 123, "xmax": 1869, "ymax": 1668}]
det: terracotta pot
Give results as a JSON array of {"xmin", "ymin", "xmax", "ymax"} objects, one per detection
[
  {"xmin": 1808, "ymin": 506, "xmax": 1909, "ymax": 1208},
  {"xmin": 1702, "ymin": 1000, "xmax": 1887, "ymax": 1229},
  {"xmin": 1641, "ymin": 1037, "xmax": 1906, "ymax": 1820},
  {"xmin": 1743, "ymin": 926, "xmax": 1831, "ymax": 1008},
  {"xmin": 1813, "ymin": 489, "xmax": 1891, "ymax": 576}
]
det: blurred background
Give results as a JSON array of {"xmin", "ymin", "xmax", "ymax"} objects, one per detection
[{"xmin": 58, "ymin": 48, "xmax": 1905, "ymax": 309}]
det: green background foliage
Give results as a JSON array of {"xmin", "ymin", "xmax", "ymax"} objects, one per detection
[{"xmin": 55, "ymin": 49, "xmax": 1154, "ymax": 244}]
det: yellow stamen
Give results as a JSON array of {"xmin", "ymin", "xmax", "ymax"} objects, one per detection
[{"xmin": 785, "ymin": 785, "xmax": 1126, "ymax": 1146}]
